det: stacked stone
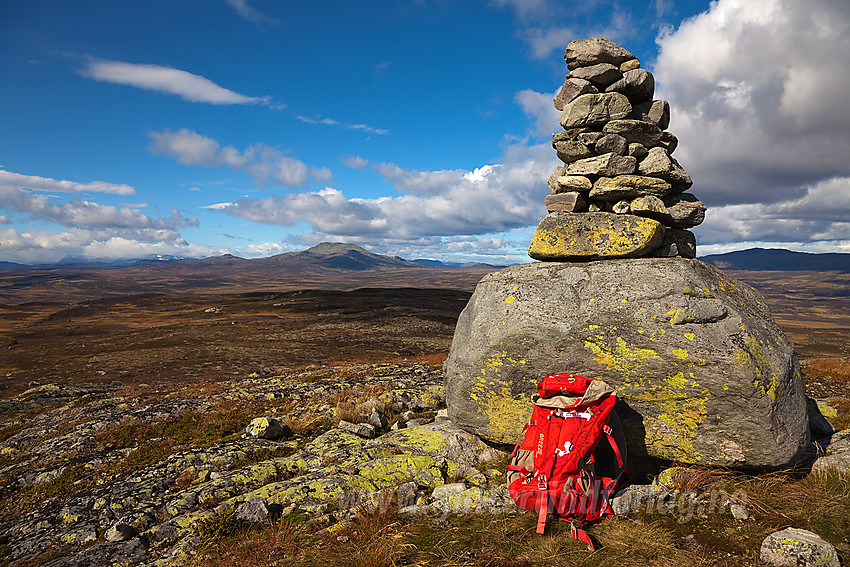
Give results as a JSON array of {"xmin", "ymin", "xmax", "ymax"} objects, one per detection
[{"xmin": 529, "ymin": 37, "xmax": 706, "ymax": 261}]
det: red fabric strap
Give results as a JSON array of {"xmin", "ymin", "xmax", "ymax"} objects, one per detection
[
  {"xmin": 536, "ymin": 492, "xmax": 548, "ymax": 534},
  {"xmin": 604, "ymin": 427, "xmax": 624, "ymax": 469},
  {"xmin": 570, "ymin": 523, "xmax": 595, "ymax": 551}
]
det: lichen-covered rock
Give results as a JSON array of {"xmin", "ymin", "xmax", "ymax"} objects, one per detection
[
  {"xmin": 567, "ymin": 62, "xmax": 622, "ymax": 87},
  {"xmin": 811, "ymin": 430, "xmax": 850, "ymax": 472},
  {"xmin": 560, "ymin": 92, "xmax": 632, "ymax": 129},
  {"xmin": 564, "ymin": 37, "xmax": 637, "ymax": 71},
  {"xmin": 245, "ymin": 416, "xmax": 287, "ymax": 440},
  {"xmin": 760, "ymin": 528, "xmax": 840, "ymax": 567},
  {"xmin": 443, "ymin": 259, "xmax": 810, "ymax": 467},
  {"xmin": 631, "ymin": 100, "xmax": 670, "ymax": 130},
  {"xmin": 551, "ymin": 175, "xmax": 592, "ymax": 194},
  {"xmin": 605, "ymin": 68, "xmax": 655, "ymax": 102},
  {"xmin": 590, "ymin": 175, "xmax": 673, "ymax": 201},
  {"xmin": 637, "ymin": 147, "xmax": 692, "ymax": 189},
  {"xmin": 529, "ymin": 212, "xmax": 664, "ymax": 260},
  {"xmin": 565, "ymin": 153, "xmax": 637, "ymax": 177},
  {"xmin": 603, "ymin": 119, "xmax": 663, "ymax": 147},
  {"xmin": 554, "ymin": 77, "xmax": 597, "ymax": 111}
]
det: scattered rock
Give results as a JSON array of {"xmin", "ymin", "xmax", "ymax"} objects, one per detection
[
  {"xmin": 760, "ymin": 528, "xmax": 840, "ymax": 567},
  {"xmin": 245, "ymin": 417, "xmax": 288, "ymax": 440},
  {"xmin": 337, "ymin": 420, "xmax": 376, "ymax": 438},
  {"xmin": 236, "ymin": 498, "xmax": 273, "ymax": 523},
  {"xmin": 104, "ymin": 522, "xmax": 135, "ymax": 542},
  {"xmin": 368, "ymin": 408, "xmax": 389, "ymax": 429}
]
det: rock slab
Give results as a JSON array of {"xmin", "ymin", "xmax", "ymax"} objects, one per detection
[
  {"xmin": 529, "ymin": 211, "xmax": 664, "ymax": 260},
  {"xmin": 443, "ymin": 259, "xmax": 809, "ymax": 467}
]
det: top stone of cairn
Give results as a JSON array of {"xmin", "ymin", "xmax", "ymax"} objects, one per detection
[{"xmin": 564, "ymin": 37, "xmax": 637, "ymax": 71}]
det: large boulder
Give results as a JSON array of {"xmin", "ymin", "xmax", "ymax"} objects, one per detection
[{"xmin": 444, "ymin": 259, "xmax": 809, "ymax": 468}]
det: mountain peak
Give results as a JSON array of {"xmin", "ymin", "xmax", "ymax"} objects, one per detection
[{"xmin": 304, "ymin": 242, "xmax": 372, "ymax": 256}]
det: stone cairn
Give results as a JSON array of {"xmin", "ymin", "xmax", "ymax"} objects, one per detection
[{"xmin": 530, "ymin": 37, "xmax": 706, "ymax": 261}]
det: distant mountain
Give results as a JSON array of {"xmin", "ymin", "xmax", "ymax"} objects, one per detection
[
  {"xmin": 701, "ymin": 248, "xmax": 850, "ymax": 272},
  {"xmin": 263, "ymin": 242, "xmax": 420, "ymax": 271},
  {"xmin": 413, "ymin": 258, "xmax": 507, "ymax": 269},
  {"xmin": 0, "ymin": 242, "xmax": 501, "ymax": 304}
]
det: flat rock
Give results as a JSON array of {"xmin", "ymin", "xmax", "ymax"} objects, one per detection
[
  {"xmin": 528, "ymin": 211, "xmax": 664, "ymax": 261},
  {"xmin": 605, "ymin": 68, "xmax": 655, "ymax": 102},
  {"xmin": 590, "ymin": 175, "xmax": 673, "ymax": 201},
  {"xmin": 760, "ymin": 528, "xmax": 840, "ymax": 567},
  {"xmin": 568, "ymin": 63, "xmax": 622, "ymax": 87},
  {"xmin": 552, "ymin": 175, "xmax": 592, "ymax": 193},
  {"xmin": 565, "ymin": 153, "xmax": 637, "ymax": 177},
  {"xmin": 444, "ymin": 259, "xmax": 810, "ymax": 467},
  {"xmin": 637, "ymin": 147, "xmax": 692, "ymax": 189},
  {"xmin": 560, "ymin": 92, "xmax": 632, "ymax": 128},
  {"xmin": 603, "ymin": 119, "xmax": 663, "ymax": 147},
  {"xmin": 565, "ymin": 37, "xmax": 637, "ymax": 71},
  {"xmin": 554, "ymin": 77, "xmax": 598, "ymax": 111},
  {"xmin": 545, "ymin": 192, "xmax": 587, "ymax": 212}
]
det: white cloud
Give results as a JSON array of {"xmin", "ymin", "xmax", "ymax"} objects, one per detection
[
  {"xmin": 210, "ymin": 140, "xmax": 556, "ymax": 242},
  {"xmin": 149, "ymin": 129, "xmax": 332, "ymax": 188},
  {"xmin": 0, "ymin": 227, "xmax": 222, "ymax": 264},
  {"xmin": 0, "ymin": 180, "xmax": 197, "ymax": 230},
  {"xmin": 342, "ymin": 156, "xmax": 369, "ymax": 170},
  {"xmin": 296, "ymin": 114, "xmax": 389, "ymax": 135},
  {"xmin": 694, "ymin": 176, "xmax": 850, "ymax": 247},
  {"xmin": 515, "ymin": 88, "xmax": 561, "ymax": 138},
  {"xmin": 225, "ymin": 0, "xmax": 279, "ymax": 25},
  {"xmin": 0, "ymin": 168, "xmax": 134, "ymax": 195},
  {"xmin": 78, "ymin": 57, "xmax": 276, "ymax": 106},
  {"xmin": 654, "ymin": 0, "xmax": 850, "ymax": 207},
  {"xmin": 522, "ymin": 27, "xmax": 576, "ymax": 59}
]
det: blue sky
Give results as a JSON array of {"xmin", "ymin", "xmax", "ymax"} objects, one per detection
[{"xmin": 2, "ymin": 0, "xmax": 849, "ymax": 264}]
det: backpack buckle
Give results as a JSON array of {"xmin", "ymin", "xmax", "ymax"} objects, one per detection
[
  {"xmin": 537, "ymin": 475, "xmax": 548, "ymax": 490},
  {"xmin": 603, "ymin": 425, "xmax": 612, "ymax": 435}
]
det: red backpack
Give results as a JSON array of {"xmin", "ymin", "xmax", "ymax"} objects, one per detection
[{"xmin": 507, "ymin": 374, "xmax": 628, "ymax": 549}]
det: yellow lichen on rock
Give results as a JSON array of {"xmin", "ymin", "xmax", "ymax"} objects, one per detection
[
  {"xmin": 470, "ymin": 351, "xmax": 534, "ymax": 444},
  {"xmin": 528, "ymin": 212, "xmax": 664, "ymax": 260}
]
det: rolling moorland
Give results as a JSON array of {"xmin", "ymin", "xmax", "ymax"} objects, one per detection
[{"xmin": 0, "ymin": 243, "xmax": 848, "ymax": 566}]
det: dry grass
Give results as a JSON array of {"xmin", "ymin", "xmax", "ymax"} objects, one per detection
[{"xmin": 806, "ymin": 358, "xmax": 850, "ymax": 381}]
